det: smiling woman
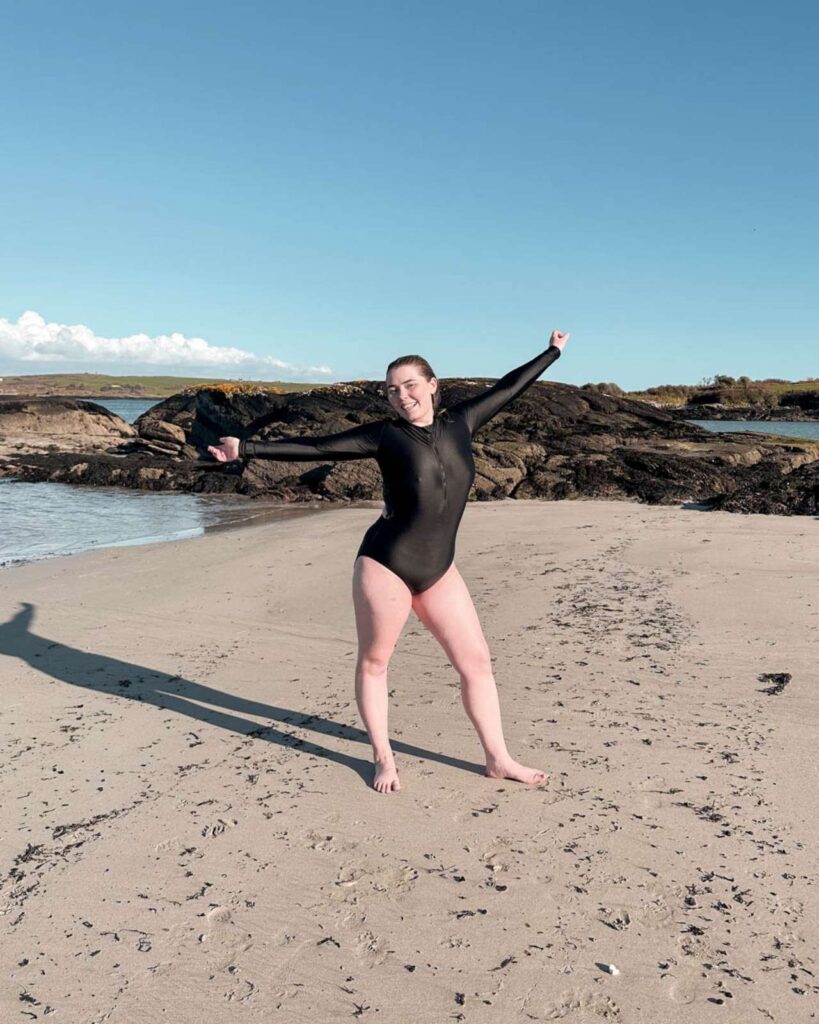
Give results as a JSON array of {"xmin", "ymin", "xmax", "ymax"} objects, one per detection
[
  {"xmin": 220, "ymin": 337, "xmax": 565, "ymax": 594},
  {"xmin": 208, "ymin": 331, "xmax": 568, "ymax": 792},
  {"xmin": 385, "ymin": 354, "xmax": 442, "ymax": 419}
]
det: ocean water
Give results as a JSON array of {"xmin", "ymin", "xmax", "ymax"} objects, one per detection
[
  {"xmin": 0, "ymin": 397, "xmax": 308, "ymax": 570},
  {"xmin": 0, "ymin": 479, "xmax": 323, "ymax": 570},
  {"xmin": 688, "ymin": 419, "xmax": 819, "ymax": 441},
  {"xmin": 4, "ymin": 400, "xmax": 816, "ymax": 569},
  {"xmin": 93, "ymin": 397, "xmax": 160, "ymax": 423}
]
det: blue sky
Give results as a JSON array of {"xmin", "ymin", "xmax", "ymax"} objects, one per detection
[{"xmin": 1, "ymin": 0, "xmax": 816, "ymax": 389}]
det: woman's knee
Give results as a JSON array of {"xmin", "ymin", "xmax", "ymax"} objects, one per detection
[
  {"xmin": 356, "ymin": 652, "xmax": 392, "ymax": 677},
  {"xmin": 454, "ymin": 643, "xmax": 493, "ymax": 680}
]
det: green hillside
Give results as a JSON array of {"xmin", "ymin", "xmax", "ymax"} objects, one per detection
[{"xmin": 0, "ymin": 372, "xmax": 322, "ymax": 399}]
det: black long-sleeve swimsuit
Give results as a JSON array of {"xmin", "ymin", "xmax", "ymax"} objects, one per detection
[{"xmin": 237, "ymin": 344, "xmax": 562, "ymax": 594}]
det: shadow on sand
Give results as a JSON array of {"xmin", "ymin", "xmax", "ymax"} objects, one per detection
[{"xmin": 2, "ymin": 602, "xmax": 483, "ymax": 787}]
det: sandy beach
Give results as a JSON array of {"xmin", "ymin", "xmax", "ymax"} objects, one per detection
[{"xmin": 1, "ymin": 498, "xmax": 817, "ymax": 1023}]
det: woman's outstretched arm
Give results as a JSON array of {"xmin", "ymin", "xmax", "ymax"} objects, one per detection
[
  {"xmin": 208, "ymin": 419, "xmax": 386, "ymax": 463},
  {"xmin": 449, "ymin": 330, "xmax": 569, "ymax": 435}
]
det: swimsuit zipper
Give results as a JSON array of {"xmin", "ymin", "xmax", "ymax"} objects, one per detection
[{"xmin": 432, "ymin": 431, "xmax": 448, "ymax": 513}]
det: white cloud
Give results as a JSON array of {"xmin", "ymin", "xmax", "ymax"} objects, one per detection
[{"xmin": 0, "ymin": 311, "xmax": 333, "ymax": 379}]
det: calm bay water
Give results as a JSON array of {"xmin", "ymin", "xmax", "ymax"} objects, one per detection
[
  {"xmin": 95, "ymin": 397, "xmax": 160, "ymax": 423},
  {"xmin": 0, "ymin": 480, "xmax": 310, "ymax": 569},
  {"xmin": 688, "ymin": 419, "xmax": 819, "ymax": 441},
  {"xmin": 1, "ymin": 397, "xmax": 313, "ymax": 570},
  {"xmin": 3, "ymin": 400, "xmax": 817, "ymax": 569}
]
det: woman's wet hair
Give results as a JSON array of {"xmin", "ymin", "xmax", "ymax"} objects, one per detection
[{"xmin": 385, "ymin": 355, "xmax": 440, "ymax": 411}]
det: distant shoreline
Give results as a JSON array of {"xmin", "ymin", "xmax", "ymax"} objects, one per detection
[
  {"xmin": 3, "ymin": 371, "xmax": 819, "ymax": 421},
  {"xmin": 6, "ymin": 392, "xmax": 818, "ymax": 423},
  {"xmin": 669, "ymin": 406, "xmax": 819, "ymax": 422},
  {"xmin": 0, "ymin": 390, "xmax": 167, "ymax": 400},
  {"xmin": 0, "ymin": 372, "xmax": 320, "ymax": 401}
]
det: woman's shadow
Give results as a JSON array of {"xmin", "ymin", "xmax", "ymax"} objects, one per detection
[{"xmin": 2, "ymin": 603, "xmax": 480, "ymax": 786}]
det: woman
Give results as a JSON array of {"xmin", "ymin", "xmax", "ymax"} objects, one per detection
[{"xmin": 209, "ymin": 330, "xmax": 569, "ymax": 794}]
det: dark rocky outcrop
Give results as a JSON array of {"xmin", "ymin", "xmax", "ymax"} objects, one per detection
[
  {"xmin": 713, "ymin": 458, "xmax": 819, "ymax": 515},
  {"xmin": 2, "ymin": 384, "xmax": 818, "ymax": 514},
  {"xmin": 662, "ymin": 403, "xmax": 819, "ymax": 422}
]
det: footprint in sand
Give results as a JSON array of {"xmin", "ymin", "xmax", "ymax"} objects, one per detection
[
  {"xmin": 201, "ymin": 818, "xmax": 238, "ymax": 838},
  {"xmin": 354, "ymin": 928, "xmax": 391, "ymax": 966},
  {"xmin": 599, "ymin": 908, "xmax": 631, "ymax": 930},
  {"xmin": 302, "ymin": 829, "xmax": 357, "ymax": 854},
  {"xmin": 542, "ymin": 988, "xmax": 621, "ymax": 1019},
  {"xmin": 333, "ymin": 860, "xmax": 418, "ymax": 895},
  {"xmin": 198, "ymin": 906, "xmax": 253, "ymax": 962},
  {"xmin": 153, "ymin": 835, "xmax": 182, "ymax": 852},
  {"xmin": 119, "ymin": 907, "xmax": 255, "ymax": 1013},
  {"xmin": 668, "ymin": 972, "xmax": 709, "ymax": 1004},
  {"xmin": 595, "ymin": 884, "xmax": 675, "ymax": 931},
  {"xmin": 633, "ymin": 888, "xmax": 675, "ymax": 930}
]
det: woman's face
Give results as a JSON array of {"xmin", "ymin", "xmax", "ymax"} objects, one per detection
[{"xmin": 385, "ymin": 364, "xmax": 438, "ymax": 424}]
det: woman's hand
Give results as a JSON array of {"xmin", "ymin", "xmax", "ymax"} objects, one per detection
[
  {"xmin": 549, "ymin": 330, "xmax": 570, "ymax": 351},
  {"xmin": 207, "ymin": 436, "xmax": 241, "ymax": 462}
]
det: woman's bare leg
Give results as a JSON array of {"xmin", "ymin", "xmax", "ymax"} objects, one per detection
[
  {"xmin": 412, "ymin": 564, "xmax": 547, "ymax": 785},
  {"xmin": 352, "ymin": 555, "xmax": 413, "ymax": 793}
]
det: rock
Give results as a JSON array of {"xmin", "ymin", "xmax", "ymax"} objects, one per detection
[
  {"xmin": 3, "ymin": 382, "xmax": 818, "ymax": 514},
  {"xmin": 0, "ymin": 397, "xmax": 136, "ymax": 460},
  {"xmin": 661, "ymin": 403, "xmax": 819, "ymax": 422},
  {"xmin": 472, "ymin": 441, "xmax": 533, "ymax": 497},
  {"xmin": 138, "ymin": 419, "xmax": 187, "ymax": 445},
  {"xmin": 713, "ymin": 458, "xmax": 819, "ymax": 515}
]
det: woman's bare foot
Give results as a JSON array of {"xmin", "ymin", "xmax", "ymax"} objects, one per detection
[
  {"xmin": 373, "ymin": 755, "xmax": 401, "ymax": 794},
  {"xmin": 485, "ymin": 756, "xmax": 548, "ymax": 785}
]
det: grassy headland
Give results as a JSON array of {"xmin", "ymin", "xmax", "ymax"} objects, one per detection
[
  {"xmin": 0, "ymin": 372, "xmax": 321, "ymax": 399},
  {"xmin": 621, "ymin": 375, "xmax": 819, "ymax": 409}
]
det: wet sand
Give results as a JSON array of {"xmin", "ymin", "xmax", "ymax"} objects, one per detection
[{"xmin": 1, "ymin": 499, "xmax": 816, "ymax": 1022}]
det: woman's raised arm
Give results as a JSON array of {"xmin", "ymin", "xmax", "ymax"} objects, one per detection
[{"xmin": 448, "ymin": 330, "xmax": 569, "ymax": 435}]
